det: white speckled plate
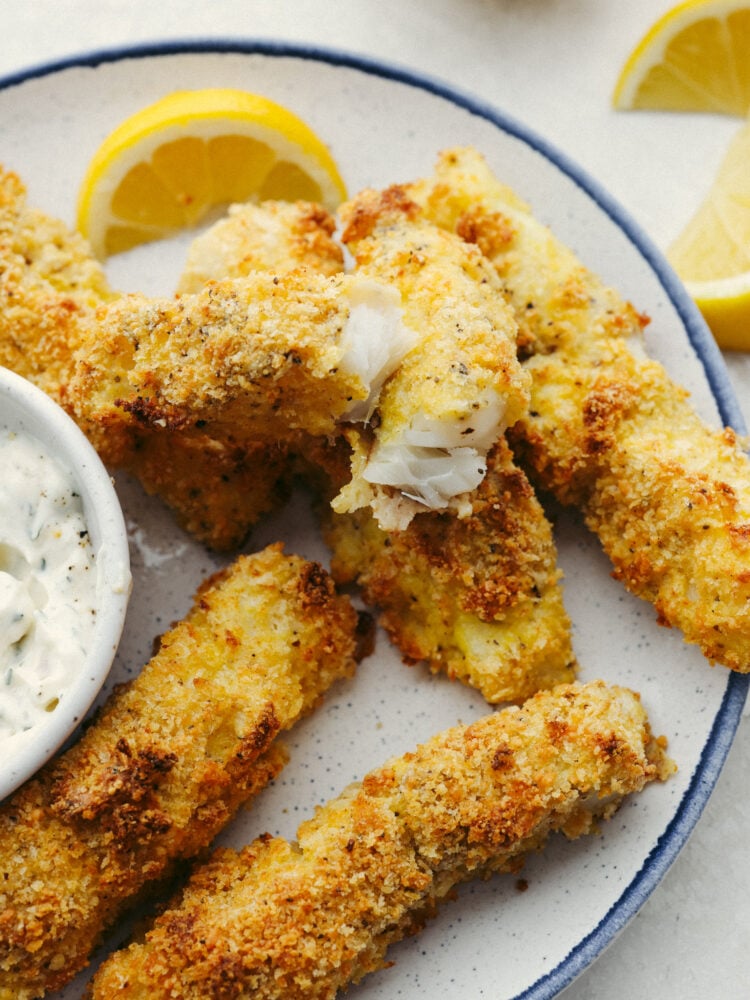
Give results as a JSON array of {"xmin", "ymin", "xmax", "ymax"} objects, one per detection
[{"xmin": 1, "ymin": 42, "xmax": 747, "ymax": 1000}]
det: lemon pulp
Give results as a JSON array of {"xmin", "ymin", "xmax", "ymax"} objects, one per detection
[{"xmin": 613, "ymin": 1, "xmax": 750, "ymax": 115}]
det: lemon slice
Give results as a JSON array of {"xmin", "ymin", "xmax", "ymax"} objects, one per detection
[
  {"xmin": 613, "ymin": 1, "xmax": 750, "ymax": 115},
  {"xmin": 667, "ymin": 119, "xmax": 750, "ymax": 348},
  {"xmin": 77, "ymin": 88, "xmax": 347, "ymax": 258}
]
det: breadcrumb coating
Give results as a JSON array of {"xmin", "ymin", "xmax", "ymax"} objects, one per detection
[
  {"xmin": 122, "ymin": 429, "xmax": 293, "ymax": 550},
  {"xmin": 125, "ymin": 201, "xmax": 345, "ymax": 549},
  {"xmin": 126, "ymin": 201, "xmax": 344, "ymax": 548},
  {"xmin": 411, "ymin": 146, "xmax": 750, "ymax": 672},
  {"xmin": 321, "ymin": 434, "xmax": 576, "ymax": 703},
  {"xmin": 0, "ymin": 545, "xmax": 365, "ymax": 999},
  {"xmin": 85, "ymin": 680, "xmax": 672, "ymax": 1000},
  {"xmin": 0, "ymin": 165, "xmax": 111, "ymax": 401},
  {"xmin": 335, "ymin": 187, "xmax": 530, "ymax": 529},
  {"xmin": 177, "ymin": 200, "xmax": 344, "ymax": 294},
  {"xmin": 68, "ymin": 270, "xmax": 369, "ymax": 464}
]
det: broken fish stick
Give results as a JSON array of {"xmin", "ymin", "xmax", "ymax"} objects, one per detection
[
  {"xmin": 185, "ymin": 198, "xmax": 575, "ymax": 699},
  {"xmin": 69, "ymin": 267, "xmax": 422, "ymax": 466},
  {"xmin": 86, "ymin": 680, "xmax": 672, "ymax": 1000},
  {"xmin": 113, "ymin": 199, "xmax": 399, "ymax": 550},
  {"xmin": 69, "ymin": 230, "xmax": 423, "ymax": 545},
  {"xmin": 321, "ymin": 434, "xmax": 576, "ymax": 703},
  {"xmin": 122, "ymin": 429, "xmax": 293, "ymax": 551},
  {"xmin": 336, "ymin": 190, "xmax": 530, "ymax": 530},
  {"xmin": 68, "ymin": 271, "xmax": 366, "ymax": 466},
  {"xmin": 134, "ymin": 199, "xmax": 346, "ymax": 548},
  {"xmin": 0, "ymin": 544, "xmax": 364, "ymax": 1000},
  {"xmin": 120, "ymin": 200, "xmax": 344, "ymax": 550},
  {"xmin": 412, "ymin": 146, "xmax": 750, "ymax": 673}
]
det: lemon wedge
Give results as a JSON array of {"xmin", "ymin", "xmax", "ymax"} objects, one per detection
[
  {"xmin": 679, "ymin": 274, "xmax": 750, "ymax": 350},
  {"xmin": 77, "ymin": 88, "xmax": 347, "ymax": 258},
  {"xmin": 667, "ymin": 119, "xmax": 750, "ymax": 348},
  {"xmin": 613, "ymin": 1, "xmax": 750, "ymax": 115}
]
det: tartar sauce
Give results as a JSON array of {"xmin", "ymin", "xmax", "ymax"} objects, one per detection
[{"xmin": 0, "ymin": 426, "xmax": 98, "ymax": 743}]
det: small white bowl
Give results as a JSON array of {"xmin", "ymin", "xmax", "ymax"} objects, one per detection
[{"xmin": 0, "ymin": 366, "xmax": 131, "ymax": 801}]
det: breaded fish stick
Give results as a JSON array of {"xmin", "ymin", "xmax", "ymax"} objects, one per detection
[
  {"xmin": 336, "ymin": 192, "xmax": 530, "ymax": 530},
  {"xmin": 73, "ymin": 200, "xmax": 528, "ymax": 541},
  {"xmin": 177, "ymin": 199, "xmax": 345, "ymax": 293},
  {"xmin": 118, "ymin": 201, "xmax": 345, "ymax": 549},
  {"xmin": 144, "ymin": 200, "xmax": 347, "ymax": 547},
  {"xmin": 86, "ymin": 680, "xmax": 672, "ymax": 1000},
  {"xmin": 411, "ymin": 147, "xmax": 750, "ymax": 672},
  {"xmin": 0, "ymin": 165, "xmax": 111, "ymax": 401},
  {"xmin": 0, "ymin": 544, "xmax": 364, "ymax": 1000},
  {"xmin": 321, "ymin": 435, "xmax": 575, "ymax": 703},
  {"xmin": 68, "ymin": 270, "xmax": 369, "ymax": 466},
  {"xmin": 122, "ymin": 429, "xmax": 293, "ymax": 550}
]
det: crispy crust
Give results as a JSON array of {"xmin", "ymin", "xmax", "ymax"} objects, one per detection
[
  {"xmin": 0, "ymin": 165, "xmax": 111, "ymax": 401},
  {"xmin": 322, "ymin": 435, "xmax": 576, "ymax": 702},
  {"xmin": 116, "ymin": 202, "xmax": 344, "ymax": 549},
  {"xmin": 85, "ymin": 680, "xmax": 672, "ymax": 1000},
  {"xmin": 64, "ymin": 267, "xmax": 366, "ymax": 550},
  {"xmin": 68, "ymin": 271, "xmax": 366, "ymax": 461},
  {"xmin": 0, "ymin": 545, "xmax": 363, "ymax": 999},
  {"xmin": 152, "ymin": 200, "xmax": 344, "ymax": 548},
  {"xmin": 411, "ymin": 146, "xmax": 750, "ymax": 672},
  {"xmin": 177, "ymin": 200, "xmax": 344, "ymax": 294},
  {"xmin": 123, "ymin": 429, "xmax": 293, "ymax": 550}
]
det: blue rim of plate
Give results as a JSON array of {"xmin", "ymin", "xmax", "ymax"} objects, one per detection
[{"xmin": 1, "ymin": 38, "xmax": 747, "ymax": 1000}]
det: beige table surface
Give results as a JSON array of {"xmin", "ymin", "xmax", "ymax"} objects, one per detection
[{"xmin": 2, "ymin": 3, "xmax": 748, "ymax": 997}]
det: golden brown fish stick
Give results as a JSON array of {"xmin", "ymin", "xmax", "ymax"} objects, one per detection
[
  {"xmin": 86, "ymin": 680, "xmax": 672, "ymax": 1000},
  {"xmin": 124, "ymin": 430, "xmax": 293, "ymax": 550},
  {"xmin": 0, "ymin": 545, "xmax": 364, "ymax": 1000},
  {"xmin": 336, "ymin": 190, "xmax": 530, "ymax": 530},
  {"xmin": 124, "ymin": 201, "xmax": 345, "ymax": 549},
  {"xmin": 147, "ymin": 200, "xmax": 346, "ymax": 547},
  {"xmin": 411, "ymin": 147, "xmax": 750, "ymax": 672},
  {"xmin": 0, "ymin": 165, "xmax": 111, "ymax": 401},
  {"xmin": 177, "ymin": 199, "xmax": 344, "ymax": 293},
  {"xmin": 322, "ymin": 435, "xmax": 575, "ymax": 703},
  {"xmin": 68, "ymin": 270, "xmax": 372, "ymax": 466}
]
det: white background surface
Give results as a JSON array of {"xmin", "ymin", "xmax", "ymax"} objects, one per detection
[{"xmin": 2, "ymin": 3, "xmax": 749, "ymax": 998}]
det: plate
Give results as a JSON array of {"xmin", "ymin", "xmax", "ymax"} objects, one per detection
[{"xmin": 1, "ymin": 41, "xmax": 747, "ymax": 1000}]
